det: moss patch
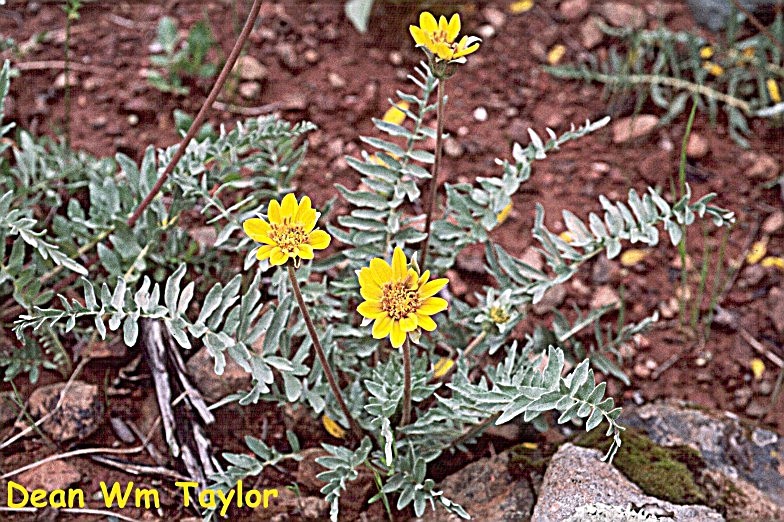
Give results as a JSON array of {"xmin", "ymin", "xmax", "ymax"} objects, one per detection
[
  {"xmin": 574, "ymin": 427, "xmax": 706, "ymax": 505},
  {"xmin": 508, "ymin": 442, "xmax": 556, "ymax": 480}
]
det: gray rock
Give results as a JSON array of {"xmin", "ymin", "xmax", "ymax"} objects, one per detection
[
  {"xmin": 687, "ymin": 0, "xmax": 776, "ymax": 31},
  {"xmin": 423, "ymin": 451, "xmax": 536, "ymax": 521},
  {"xmin": 622, "ymin": 401, "xmax": 784, "ymax": 509},
  {"xmin": 531, "ymin": 444, "xmax": 724, "ymax": 521},
  {"xmin": 232, "ymin": 55, "xmax": 267, "ymax": 82},
  {"xmin": 186, "ymin": 347, "xmax": 251, "ymax": 402},
  {"xmin": 612, "ymin": 115, "xmax": 659, "ymax": 143},
  {"xmin": 27, "ymin": 381, "xmax": 104, "ymax": 442},
  {"xmin": 598, "ymin": 3, "xmax": 646, "ymax": 29}
]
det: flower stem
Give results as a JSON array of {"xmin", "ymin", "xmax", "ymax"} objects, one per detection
[
  {"xmin": 286, "ymin": 265, "xmax": 364, "ymax": 441},
  {"xmin": 400, "ymin": 340, "xmax": 413, "ymax": 427},
  {"xmin": 126, "ymin": 0, "xmax": 264, "ymax": 228},
  {"xmin": 419, "ymin": 78, "xmax": 446, "ymax": 270}
]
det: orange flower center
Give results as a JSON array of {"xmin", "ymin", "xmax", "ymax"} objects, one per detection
[
  {"xmin": 269, "ymin": 220, "xmax": 307, "ymax": 254},
  {"xmin": 380, "ymin": 279, "xmax": 420, "ymax": 320}
]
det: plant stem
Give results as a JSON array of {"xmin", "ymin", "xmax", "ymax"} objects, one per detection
[
  {"xmin": 419, "ymin": 78, "xmax": 446, "ymax": 269},
  {"xmin": 677, "ymin": 99, "xmax": 698, "ymax": 326},
  {"xmin": 126, "ymin": 0, "xmax": 263, "ymax": 228},
  {"xmin": 63, "ymin": 3, "xmax": 72, "ymax": 148},
  {"xmin": 400, "ymin": 339, "xmax": 412, "ymax": 427},
  {"xmin": 432, "ymin": 330, "xmax": 487, "ymax": 384},
  {"xmin": 450, "ymin": 412, "xmax": 500, "ymax": 449},
  {"xmin": 286, "ymin": 265, "xmax": 364, "ymax": 441}
]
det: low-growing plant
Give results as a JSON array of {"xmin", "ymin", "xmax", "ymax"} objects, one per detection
[
  {"xmin": 148, "ymin": 16, "xmax": 219, "ymax": 95},
  {"xmin": 546, "ymin": 14, "xmax": 784, "ymax": 147},
  {"xmin": 4, "ymin": 8, "xmax": 737, "ymax": 521}
]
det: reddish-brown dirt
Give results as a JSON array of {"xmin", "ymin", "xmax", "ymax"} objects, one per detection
[{"xmin": 1, "ymin": 0, "xmax": 782, "ymax": 520}]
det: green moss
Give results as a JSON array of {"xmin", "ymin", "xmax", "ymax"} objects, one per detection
[
  {"xmin": 508, "ymin": 442, "xmax": 556, "ymax": 480},
  {"xmin": 574, "ymin": 427, "xmax": 706, "ymax": 505}
]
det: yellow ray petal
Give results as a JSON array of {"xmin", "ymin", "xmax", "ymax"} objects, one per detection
[
  {"xmin": 243, "ymin": 218, "xmax": 271, "ymax": 241},
  {"xmin": 308, "ymin": 230, "xmax": 331, "ymax": 250},
  {"xmin": 419, "ymin": 277, "xmax": 448, "ymax": 298},
  {"xmin": 433, "ymin": 357, "xmax": 454, "ymax": 378},
  {"xmin": 267, "ymin": 199, "xmax": 281, "ymax": 223},
  {"xmin": 280, "ymin": 193, "xmax": 298, "ymax": 218},
  {"xmin": 382, "ymin": 101, "xmax": 410, "ymax": 125},
  {"xmin": 392, "ymin": 247, "xmax": 407, "ymax": 279},
  {"xmin": 256, "ymin": 244, "xmax": 275, "ymax": 260},
  {"xmin": 358, "ymin": 300, "xmax": 386, "ymax": 319},
  {"xmin": 295, "ymin": 195, "xmax": 313, "ymax": 222},
  {"xmin": 399, "ymin": 313, "xmax": 418, "ymax": 332},
  {"xmin": 416, "ymin": 313, "xmax": 437, "ymax": 331},
  {"xmin": 418, "ymin": 297, "xmax": 448, "ymax": 315},
  {"xmin": 390, "ymin": 321, "xmax": 406, "ymax": 348},
  {"xmin": 447, "ymin": 13, "xmax": 461, "ymax": 42},
  {"xmin": 410, "ymin": 25, "xmax": 428, "ymax": 46},
  {"xmin": 620, "ymin": 249, "xmax": 649, "ymax": 267},
  {"xmin": 297, "ymin": 244, "xmax": 314, "ymax": 259},
  {"xmin": 369, "ymin": 258, "xmax": 393, "ymax": 285},
  {"xmin": 420, "ymin": 11, "xmax": 438, "ymax": 33},
  {"xmin": 322, "ymin": 415, "xmax": 346, "ymax": 439},
  {"xmin": 372, "ymin": 315, "xmax": 393, "ymax": 339},
  {"xmin": 746, "ymin": 239, "xmax": 767, "ymax": 264},
  {"xmin": 269, "ymin": 249, "xmax": 289, "ymax": 266}
]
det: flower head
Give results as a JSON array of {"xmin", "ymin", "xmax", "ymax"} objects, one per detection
[
  {"xmin": 243, "ymin": 193, "xmax": 331, "ymax": 267},
  {"xmin": 357, "ymin": 247, "xmax": 448, "ymax": 348},
  {"xmin": 475, "ymin": 288, "xmax": 519, "ymax": 334},
  {"xmin": 409, "ymin": 12, "xmax": 480, "ymax": 64}
]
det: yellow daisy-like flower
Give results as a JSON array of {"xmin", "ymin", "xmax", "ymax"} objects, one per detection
[
  {"xmin": 357, "ymin": 247, "xmax": 448, "ymax": 348},
  {"xmin": 409, "ymin": 12, "xmax": 481, "ymax": 63},
  {"xmin": 242, "ymin": 193, "xmax": 331, "ymax": 266}
]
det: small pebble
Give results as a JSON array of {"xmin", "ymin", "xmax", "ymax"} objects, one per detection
[{"xmin": 473, "ymin": 106, "xmax": 488, "ymax": 122}]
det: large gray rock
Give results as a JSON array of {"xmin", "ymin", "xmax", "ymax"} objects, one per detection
[
  {"xmin": 687, "ymin": 0, "xmax": 776, "ymax": 31},
  {"xmin": 622, "ymin": 401, "xmax": 784, "ymax": 518},
  {"xmin": 532, "ymin": 444, "xmax": 724, "ymax": 521}
]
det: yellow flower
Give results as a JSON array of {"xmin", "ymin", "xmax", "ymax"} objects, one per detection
[
  {"xmin": 496, "ymin": 202, "xmax": 513, "ymax": 224},
  {"xmin": 243, "ymin": 193, "xmax": 331, "ymax": 266},
  {"xmin": 699, "ymin": 46, "xmax": 714, "ymax": 59},
  {"xmin": 410, "ymin": 12, "xmax": 481, "ymax": 63},
  {"xmin": 357, "ymin": 247, "xmax": 448, "ymax": 348},
  {"xmin": 742, "ymin": 47, "xmax": 756, "ymax": 59},
  {"xmin": 703, "ymin": 61, "xmax": 724, "ymax": 77},
  {"xmin": 489, "ymin": 306, "xmax": 510, "ymax": 324},
  {"xmin": 381, "ymin": 101, "xmax": 410, "ymax": 126},
  {"xmin": 767, "ymin": 79, "xmax": 781, "ymax": 104},
  {"xmin": 509, "ymin": 0, "xmax": 534, "ymax": 13}
]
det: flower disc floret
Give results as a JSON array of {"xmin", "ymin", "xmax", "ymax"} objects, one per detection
[
  {"xmin": 243, "ymin": 193, "xmax": 331, "ymax": 266},
  {"xmin": 357, "ymin": 247, "xmax": 448, "ymax": 348},
  {"xmin": 410, "ymin": 12, "xmax": 480, "ymax": 64}
]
